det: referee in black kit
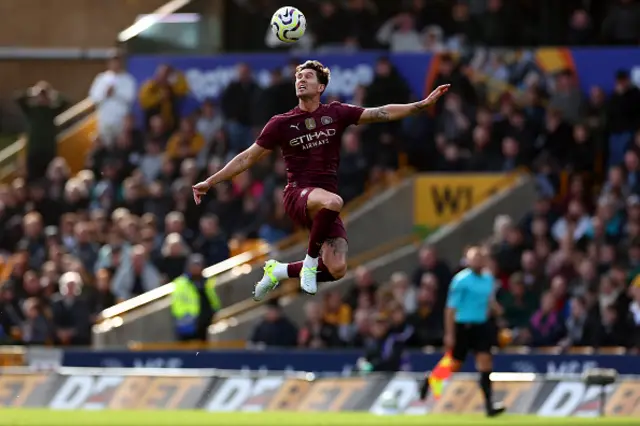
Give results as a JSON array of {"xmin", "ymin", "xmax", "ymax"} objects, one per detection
[{"xmin": 420, "ymin": 246, "xmax": 505, "ymax": 417}]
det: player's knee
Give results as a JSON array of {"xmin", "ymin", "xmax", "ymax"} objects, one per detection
[
  {"xmin": 322, "ymin": 194, "xmax": 343, "ymax": 212},
  {"xmin": 329, "ymin": 262, "xmax": 347, "ymax": 280},
  {"xmin": 324, "ymin": 256, "xmax": 347, "ymax": 280}
]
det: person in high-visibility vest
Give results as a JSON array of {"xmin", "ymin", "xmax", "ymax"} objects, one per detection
[{"xmin": 171, "ymin": 254, "xmax": 221, "ymax": 341}]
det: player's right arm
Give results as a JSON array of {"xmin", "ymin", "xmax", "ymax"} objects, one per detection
[
  {"xmin": 192, "ymin": 143, "xmax": 270, "ymax": 203},
  {"xmin": 192, "ymin": 117, "xmax": 279, "ymax": 204},
  {"xmin": 444, "ymin": 274, "xmax": 463, "ymax": 350}
]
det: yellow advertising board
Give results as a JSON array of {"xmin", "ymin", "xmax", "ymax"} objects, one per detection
[{"xmin": 414, "ymin": 173, "xmax": 520, "ymax": 230}]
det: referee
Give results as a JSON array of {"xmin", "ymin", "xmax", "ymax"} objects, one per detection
[{"xmin": 420, "ymin": 246, "xmax": 505, "ymax": 417}]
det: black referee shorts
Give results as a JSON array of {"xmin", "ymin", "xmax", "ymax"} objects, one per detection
[{"xmin": 452, "ymin": 321, "xmax": 492, "ymax": 362}]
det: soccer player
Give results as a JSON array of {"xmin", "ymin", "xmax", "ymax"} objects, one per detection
[
  {"xmin": 419, "ymin": 246, "xmax": 505, "ymax": 418},
  {"xmin": 192, "ymin": 60, "xmax": 449, "ymax": 299}
]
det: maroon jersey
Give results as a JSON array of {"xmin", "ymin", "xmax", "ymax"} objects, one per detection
[{"xmin": 256, "ymin": 101, "xmax": 364, "ymax": 193}]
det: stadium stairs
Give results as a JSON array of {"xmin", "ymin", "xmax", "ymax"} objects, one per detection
[
  {"xmin": 205, "ymin": 175, "xmax": 537, "ymax": 342},
  {"xmin": 92, "ymin": 172, "xmax": 535, "ymax": 348}
]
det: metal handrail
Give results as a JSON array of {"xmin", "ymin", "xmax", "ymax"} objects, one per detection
[{"xmin": 97, "ymin": 169, "xmax": 414, "ymax": 323}]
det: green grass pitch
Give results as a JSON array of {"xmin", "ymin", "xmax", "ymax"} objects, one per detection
[{"xmin": 0, "ymin": 410, "xmax": 634, "ymax": 426}]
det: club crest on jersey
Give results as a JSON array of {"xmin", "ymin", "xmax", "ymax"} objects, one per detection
[
  {"xmin": 321, "ymin": 116, "xmax": 332, "ymax": 125},
  {"xmin": 305, "ymin": 118, "xmax": 316, "ymax": 130}
]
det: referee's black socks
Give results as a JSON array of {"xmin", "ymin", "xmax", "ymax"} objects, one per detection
[{"xmin": 479, "ymin": 371, "xmax": 493, "ymax": 413}]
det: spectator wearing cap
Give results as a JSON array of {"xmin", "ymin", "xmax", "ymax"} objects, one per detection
[
  {"xmin": 89, "ymin": 53, "xmax": 136, "ymax": 147},
  {"xmin": 171, "ymin": 254, "xmax": 220, "ymax": 342},
  {"xmin": 249, "ymin": 299, "xmax": 298, "ymax": 348},
  {"xmin": 51, "ymin": 271, "xmax": 92, "ymax": 345},
  {"xmin": 111, "ymin": 245, "xmax": 162, "ymax": 301}
]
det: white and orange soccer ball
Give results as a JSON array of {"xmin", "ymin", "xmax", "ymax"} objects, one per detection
[{"xmin": 270, "ymin": 6, "xmax": 307, "ymax": 43}]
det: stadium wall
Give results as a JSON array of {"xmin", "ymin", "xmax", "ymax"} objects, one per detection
[{"xmin": 0, "ymin": 367, "xmax": 637, "ymax": 417}]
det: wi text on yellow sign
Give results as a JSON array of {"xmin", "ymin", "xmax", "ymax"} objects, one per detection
[{"xmin": 414, "ymin": 173, "xmax": 520, "ymax": 229}]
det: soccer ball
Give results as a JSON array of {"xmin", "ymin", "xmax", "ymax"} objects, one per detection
[{"xmin": 270, "ymin": 6, "xmax": 306, "ymax": 43}]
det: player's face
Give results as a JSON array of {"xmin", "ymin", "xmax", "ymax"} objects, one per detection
[
  {"xmin": 295, "ymin": 69, "xmax": 324, "ymax": 99},
  {"xmin": 467, "ymin": 249, "xmax": 485, "ymax": 271}
]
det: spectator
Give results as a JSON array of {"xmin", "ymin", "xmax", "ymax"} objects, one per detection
[
  {"xmin": 607, "ymin": 70, "xmax": 640, "ymax": 166},
  {"xmin": 111, "ymin": 245, "xmax": 161, "ymax": 301},
  {"xmin": 192, "ymin": 214, "xmax": 230, "ymax": 267},
  {"xmin": 138, "ymin": 64, "xmax": 189, "ymax": 133},
  {"xmin": 549, "ymin": 69, "xmax": 584, "ymax": 125},
  {"xmin": 312, "ymin": 0, "xmax": 348, "ymax": 49},
  {"xmin": 389, "ymin": 271, "xmax": 417, "ymax": 314},
  {"xmin": 567, "ymin": 9, "xmax": 594, "ymax": 46},
  {"xmin": 591, "ymin": 304, "xmax": 630, "ymax": 348},
  {"xmin": 171, "ymin": 254, "xmax": 221, "ymax": 342},
  {"xmin": 250, "ymin": 299, "xmax": 298, "ymax": 348},
  {"xmin": 358, "ymin": 314, "xmax": 407, "ymax": 373},
  {"xmin": 15, "ymin": 81, "xmax": 69, "ymax": 182},
  {"xmin": 89, "ymin": 53, "xmax": 136, "ymax": 147},
  {"xmin": 51, "ymin": 272, "xmax": 92, "ymax": 346},
  {"xmin": 20, "ymin": 297, "xmax": 51, "ymax": 345},
  {"xmin": 412, "ymin": 245, "xmax": 451, "ymax": 305},
  {"xmin": 529, "ymin": 291, "xmax": 563, "ymax": 346},
  {"xmin": 165, "ymin": 118, "xmax": 205, "ymax": 163},
  {"xmin": 220, "ymin": 63, "xmax": 260, "ymax": 154},
  {"xmin": 558, "ymin": 296, "xmax": 592, "ymax": 348},
  {"xmin": 376, "ymin": 13, "xmax": 424, "ymax": 52},
  {"xmin": 344, "ymin": 266, "xmax": 378, "ymax": 310},
  {"xmin": 338, "ymin": 132, "xmax": 368, "ymax": 203},
  {"xmin": 406, "ymin": 279, "xmax": 442, "ymax": 347},
  {"xmin": 298, "ymin": 300, "xmax": 341, "ymax": 348},
  {"xmin": 601, "ymin": 0, "xmax": 640, "ymax": 45},
  {"xmin": 89, "ymin": 268, "xmax": 116, "ymax": 317},
  {"xmin": 568, "ymin": 124, "xmax": 595, "ymax": 173},
  {"xmin": 498, "ymin": 273, "xmax": 538, "ymax": 342},
  {"xmin": 551, "ymin": 200, "xmax": 591, "ymax": 243},
  {"xmin": 159, "ymin": 233, "xmax": 189, "ymax": 282}
]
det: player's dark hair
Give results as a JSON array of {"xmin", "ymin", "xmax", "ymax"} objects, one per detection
[{"xmin": 296, "ymin": 60, "xmax": 331, "ymax": 86}]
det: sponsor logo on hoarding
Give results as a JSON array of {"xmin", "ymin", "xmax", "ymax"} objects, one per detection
[
  {"xmin": 369, "ymin": 377, "xmax": 431, "ymax": 415},
  {"xmin": 204, "ymin": 377, "xmax": 284, "ymax": 412},
  {"xmin": 48, "ymin": 375, "xmax": 209, "ymax": 410},
  {"xmin": 110, "ymin": 377, "xmax": 208, "ymax": 410},
  {"xmin": 267, "ymin": 379, "xmax": 313, "ymax": 411},
  {"xmin": 535, "ymin": 381, "xmax": 615, "ymax": 417},
  {"xmin": 607, "ymin": 382, "xmax": 640, "ymax": 416},
  {"xmin": 48, "ymin": 375, "xmax": 124, "ymax": 410},
  {"xmin": 0, "ymin": 375, "xmax": 50, "ymax": 407},
  {"xmin": 297, "ymin": 378, "xmax": 368, "ymax": 412}
]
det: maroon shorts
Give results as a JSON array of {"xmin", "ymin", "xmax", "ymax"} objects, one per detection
[{"xmin": 283, "ymin": 186, "xmax": 347, "ymax": 241}]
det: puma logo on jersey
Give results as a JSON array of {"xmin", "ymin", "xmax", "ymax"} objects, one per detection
[{"xmin": 290, "ymin": 124, "xmax": 300, "ymax": 130}]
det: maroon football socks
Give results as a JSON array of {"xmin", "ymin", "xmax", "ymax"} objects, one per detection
[{"xmin": 307, "ymin": 208, "xmax": 340, "ymax": 258}]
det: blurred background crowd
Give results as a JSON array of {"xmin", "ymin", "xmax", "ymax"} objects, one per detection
[{"xmin": 1, "ymin": 0, "xmax": 640, "ymax": 351}]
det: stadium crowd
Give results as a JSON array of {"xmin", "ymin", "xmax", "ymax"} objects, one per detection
[
  {"xmin": 2, "ymin": 0, "xmax": 640, "ymax": 348},
  {"xmin": 231, "ymin": 0, "xmax": 639, "ymax": 52},
  {"xmin": 250, "ymin": 62, "xmax": 640, "ymax": 354}
]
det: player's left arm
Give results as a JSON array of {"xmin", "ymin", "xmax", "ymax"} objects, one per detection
[{"xmin": 357, "ymin": 84, "xmax": 450, "ymax": 124}]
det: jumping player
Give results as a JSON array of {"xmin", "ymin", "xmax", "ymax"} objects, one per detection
[
  {"xmin": 419, "ymin": 246, "xmax": 505, "ymax": 417},
  {"xmin": 192, "ymin": 60, "xmax": 449, "ymax": 299}
]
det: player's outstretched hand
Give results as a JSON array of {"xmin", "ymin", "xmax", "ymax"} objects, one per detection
[
  {"xmin": 192, "ymin": 181, "xmax": 211, "ymax": 205},
  {"xmin": 424, "ymin": 84, "xmax": 451, "ymax": 107}
]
